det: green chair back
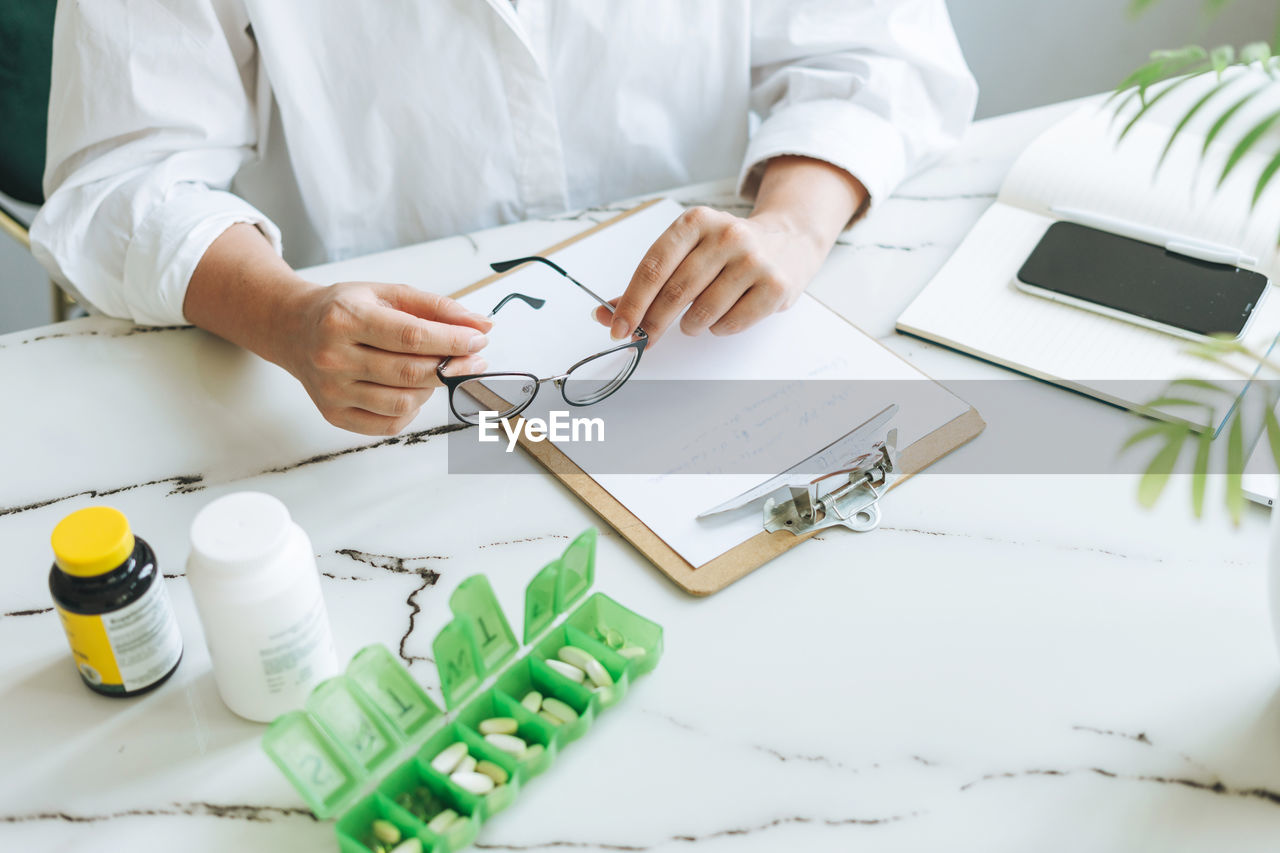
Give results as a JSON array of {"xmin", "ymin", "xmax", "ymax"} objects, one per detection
[{"xmin": 0, "ymin": 1, "xmax": 56, "ymax": 205}]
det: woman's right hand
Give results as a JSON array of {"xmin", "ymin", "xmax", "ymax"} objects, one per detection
[{"xmin": 282, "ymin": 281, "xmax": 491, "ymax": 435}]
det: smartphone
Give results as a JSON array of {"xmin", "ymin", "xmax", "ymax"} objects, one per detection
[{"xmin": 1014, "ymin": 221, "xmax": 1268, "ymax": 340}]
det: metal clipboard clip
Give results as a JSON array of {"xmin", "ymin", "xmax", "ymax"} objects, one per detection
[{"xmin": 696, "ymin": 404, "xmax": 900, "ymax": 537}]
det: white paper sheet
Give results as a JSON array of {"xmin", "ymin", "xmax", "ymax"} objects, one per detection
[{"xmin": 458, "ymin": 200, "xmax": 969, "ymax": 567}]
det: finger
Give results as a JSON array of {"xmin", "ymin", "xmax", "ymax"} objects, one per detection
[
  {"xmin": 439, "ymin": 355, "xmax": 488, "ymax": 377},
  {"xmin": 679, "ymin": 260, "xmax": 757, "ymax": 336},
  {"xmin": 353, "ymin": 350, "xmax": 488, "ymax": 388},
  {"xmin": 347, "ymin": 381, "xmax": 435, "ymax": 419},
  {"xmin": 637, "ymin": 243, "xmax": 726, "ymax": 343},
  {"xmin": 354, "ymin": 302, "xmax": 489, "ymax": 356},
  {"xmin": 382, "ymin": 284, "xmax": 493, "ymax": 332},
  {"xmin": 593, "ymin": 299, "xmax": 619, "ymax": 327},
  {"xmin": 327, "ymin": 406, "xmax": 417, "ymax": 437},
  {"xmin": 708, "ymin": 282, "xmax": 787, "ymax": 337},
  {"xmin": 612, "ymin": 207, "xmax": 712, "ymax": 340}
]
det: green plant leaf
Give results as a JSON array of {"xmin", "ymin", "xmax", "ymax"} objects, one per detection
[
  {"xmin": 1241, "ymin": 42, "xmax": 1273, "ymax": 66},
  {"xmin": 1111, "ymin": 46, "xmax": 1209, "ymax": 103},
  {"xmin": 1202, "ymin": 84, "xmax": 1268, "ymax": 156},
  {"xmin": 1226, "ymin": 411, "xmax": 1245, "ymax": 524},
  {"xmin": 1191, "ymin": 425, "xmax": 1212, "ymax": 517},
  {"xmin": 1122, "ymin": 422, "xmax": 1171, "ymax": 452},
  {"xmin": 1120, "ymin": 66, "xmax": 1212, "ymax": 142},
  {"xmin": 1157, "ymin": 75, "xmax": 1240, "ymax": 170},
  {"xmin": 1143, "ymin": 395, "xmax": 1215, "ymax": 409},
  {"xmin": 1217, "ymin": 108, "xmax": 1280, "ymax": 188},
  {"xmin": 1138, "ymin": 424, "xmax": 1190, "ymax": 507},
  {"xmin": 1211, "ymin": 44, "xmax": 1236, "ymax": 74},
  {"xmin": 1252, "ymin": 147, "xmax": 1280, "ymax": 207},
  {"xmin": 1266, "ymin": 403, "xmax": 1280, "ymax": 472},
  {"xmin": 1169, "ymin": 377, "xmax": 1230, "ymax": 395}
]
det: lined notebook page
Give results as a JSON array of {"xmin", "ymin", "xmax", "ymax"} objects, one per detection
[{"xmin": 898, "ymin": 75, "xmax": 1280, "ymax": 425}]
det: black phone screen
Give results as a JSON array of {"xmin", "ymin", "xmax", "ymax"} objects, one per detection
[{"xmin": 1016, "ymin": 221, "xmax": 1267, "ymax": 337}]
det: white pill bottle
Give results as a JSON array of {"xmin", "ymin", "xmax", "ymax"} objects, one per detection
[{"xmin": 186, "ymin": 491, "xmax": 339, "ymax": 722}]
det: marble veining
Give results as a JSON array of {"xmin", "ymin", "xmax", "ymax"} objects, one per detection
[{"xmin": 3, "ymin": 99, "xmax": 1280, "ymax": 852}]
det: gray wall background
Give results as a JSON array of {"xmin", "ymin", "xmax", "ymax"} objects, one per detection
[{"xmin": 2, "ymin": 0, "xmax": 1276, "ymax": 334}]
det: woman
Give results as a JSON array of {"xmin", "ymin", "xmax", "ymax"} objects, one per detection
[{"xmin": 32, "ymin": 0, "xmax": 976, "ymax": 435}]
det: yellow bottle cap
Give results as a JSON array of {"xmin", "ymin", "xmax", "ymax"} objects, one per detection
[{"xmin": 51, "ymin": 507, "xmax": 136, "ymax": 577}]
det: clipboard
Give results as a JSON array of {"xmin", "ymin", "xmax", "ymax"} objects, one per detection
[{"xmin": 451, "ymin": 199, "xmax": 986, "ymax": 595}]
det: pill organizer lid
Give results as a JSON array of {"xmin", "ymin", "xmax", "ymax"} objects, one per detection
[
  {"xmin": 523, "ymin": 528, "xmax": 596, "ymax": 644},
  {"xmin": 262, "ymin": 644, "xmax": 444, "ymax": 819}
]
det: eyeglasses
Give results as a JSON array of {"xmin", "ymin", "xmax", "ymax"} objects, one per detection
[{"xmin": 438, "ymin": 256, "xmax": 649, "ymax": 425}]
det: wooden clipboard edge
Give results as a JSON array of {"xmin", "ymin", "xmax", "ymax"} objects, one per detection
[
  {"xmin": 451, "ymin": 197, "xmax": 666, "ymax": 301},
  {"xmin": 512, "ymin": 405, "xmax": 985, "ymax": 596},
  {"xmin": 449, "ymin": 198, "xmax": 987, "ymax": 595}
]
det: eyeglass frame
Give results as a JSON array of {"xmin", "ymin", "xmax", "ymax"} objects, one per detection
[{"xmin": 437, "ymin": 255, "xmax": 649, "ymax": 425}]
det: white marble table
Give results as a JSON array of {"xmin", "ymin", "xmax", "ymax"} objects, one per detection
[{"xmin": 3, "ymin": 100, "xmax": 1280, "ymax": 852}]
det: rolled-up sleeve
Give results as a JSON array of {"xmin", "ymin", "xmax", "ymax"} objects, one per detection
[
  {"xmin": 30, "ymin": 0, "xmax": 280, "ymax": 326},
  {"xmin": 742, "ymin": 0, "xmax": 978, "ymax": 208}
]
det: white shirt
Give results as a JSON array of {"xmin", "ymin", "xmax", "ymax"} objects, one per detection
[{"xmin": 31, "ymin": 0, "xmax": 977, "ymax": 326}]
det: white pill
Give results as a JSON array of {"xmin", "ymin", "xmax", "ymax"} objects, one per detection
[
  {"xmin": 540, "ymin": 697, "xmax": 579, "ymax": 724},
  {"xmin": 455, "ymin": 754, "xmax": 476, "ymax": 774},
  {"xmin": 450, "ymin": 770, "xmax": 495, "ymax": 795},
  {"xmin": 557, "ymin": 646, "xmax": 597, "ymax": 671},
  {"xmin": 484, "ymin": 732, "xmax": 528, "ymax": 756},
  {"xmin": 618, "ymin": 646, "xmax": 646, "ymax": 659},
  {"xmin": 520, "ymin": 690, "xmax": 543, "ymax": 713},
  {"xmin": 475, "ymin": 759, "xmax": 509, "ymax": 785},
  {"xmin": 522, "ymin": 743, "xmax": 545, "ymax": 763},
  {"xmin": 546, "ymin": 659, "xmax": 585, "ymax": 683},
  {"xmin": 559, "ymin": 646, "xmax": 613, "ymax": 687},
  {"xmin": 426, "ymin": 809, "xmax": 458, "ymax": 835},
  {"xmin": 390, "ymin": 839, "xmax": 423, "ymax": 853},
  {"xmin": 430, "ymin": 741, "xmax": 468, "ymax": 775},
  {"xmin": 478, "ymin": 717, "xmax": 518, "ymax": 736}
]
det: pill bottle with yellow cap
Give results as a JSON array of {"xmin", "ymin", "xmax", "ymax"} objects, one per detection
[{"xmin": 49, "ymin": 506, "xmax": 183, "ymax": 697}]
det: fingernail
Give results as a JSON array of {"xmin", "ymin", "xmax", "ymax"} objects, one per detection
[
  {"xmin": 468, "ymin": 334, "xmax": 488, "ymax": 353},
  {"xmin": 468, "ymin": 311, "xmax": 489, "ymax": 323},
  {"xmin": 610, "ymin": 318, "xmax": 629, "ymax": 340},
  {"xmin": 472, "ymin": 357, "xmax": 488, "ymax": 373}
]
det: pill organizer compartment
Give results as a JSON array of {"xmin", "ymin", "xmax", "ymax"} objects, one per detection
[
  {"xmin": 492, "ymin": 657, "xmax": 595, "ymax": 748},
  {"xmin": 532, "ymin": 624, "xmax": 631, "ymax": 709},
  {"xmin": 335, "ymin": 787, "xmax": 438, "ymax": 853},
  {"xmin": 372, "ymin": 757, "xmax": 478, "ymax": 850},
  {"xmin": 263, "ymin": 528, "xmax": 663, "ymax": 853},
  {"xmin": 564, "ymin": 593, "xmax": 664, "ymax": 676},
  {"xmin": 455, "ymin": 689, "xmax": 557, "ymax": 779},
  {"xmin": 415, "ymin": 721, "xmax": 523, "ymax": 821}
]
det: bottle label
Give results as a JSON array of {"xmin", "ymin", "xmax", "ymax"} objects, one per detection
[
  {"xmin": 56, "ymin": 577, "xmax": 183, "ymax": 693},
  {"xmin": 259, "ymin": 590, "xmax": 334, "ymax": 695}
]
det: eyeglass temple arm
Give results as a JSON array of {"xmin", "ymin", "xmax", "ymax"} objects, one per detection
[
  {"xmin": 490, "ymin": 256, "xmax": 617, "ymax": 315},
  {"xmin": 489, "ymin": 292, "xmax": 545, "ymax": 316}
]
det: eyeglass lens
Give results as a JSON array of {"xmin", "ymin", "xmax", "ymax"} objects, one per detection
[{"xmin": 562, "ymin": 347, "xmax": 639, "ymax": 406}]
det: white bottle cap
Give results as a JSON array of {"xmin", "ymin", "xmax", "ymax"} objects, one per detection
[{"xmin": 189, "ymin": 491, "xmax": 292, "ymax": 574}]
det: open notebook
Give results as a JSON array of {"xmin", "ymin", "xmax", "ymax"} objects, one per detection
[
  {"xmin": 897, "ymin": 74, "xmax": 1280, "ymax": 433},
  {"xmin": 450, "ymin": 199, "xmax": 980, "ymax": 584}
]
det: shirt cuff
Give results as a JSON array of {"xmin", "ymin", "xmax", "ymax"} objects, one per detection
[
  {"xmin": 738, "ymin": 99, "xmax": 908, "ymax": 217},
  {"xmin": 122, "ymin": 185, "xmax": 283, "ymax": 325}
]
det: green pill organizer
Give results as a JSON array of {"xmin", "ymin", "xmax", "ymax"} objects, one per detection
[{"xmin": 261, "ymin": 528, "xmax": 663, "ymax": 852}]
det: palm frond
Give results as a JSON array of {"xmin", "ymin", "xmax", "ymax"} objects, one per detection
[
  {"xmin": 1218, "ymin": 107, "xmax": 1280, "ymax": 186},
  {"xmin": 1191, "ymin": 426, "xmax": 1213, "ymax": 516},
  {"xmin": 1138, "ymin": 423, "xmax": 1191, "ymax": 507},
  {"xmin": 1226, "ymin": 411, "xmax": 1245, "ymax": 524}
]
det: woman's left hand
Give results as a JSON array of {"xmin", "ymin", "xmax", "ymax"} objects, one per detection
[{"xmin": 595, "ymin": 157, "xmax": 869, "ymax": 344}]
